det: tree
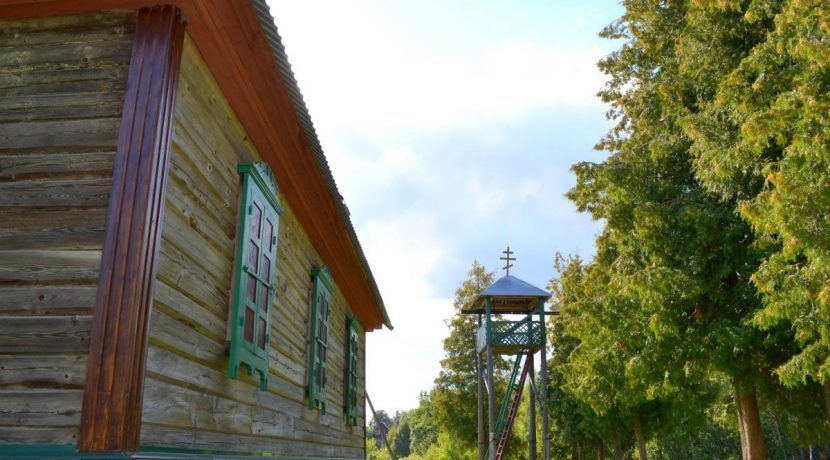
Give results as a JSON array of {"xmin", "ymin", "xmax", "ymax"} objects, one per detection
[
  {"xmin": 432, "ymin": 261, "xmax": 501, "ymax": 451},
  {"xmin": 408, "ymin": 392, "xmax": 439, "ymax": 456},
  {"xmin": 685, "ymin": 0, "xmax": 830, "ymax": 422},
  {"xmin": 548, "ymin": 254, "xmax": 632, "ymax": 458},
  {"xmin": 388, "ymin": 414, "xmax": 412, "ymax": 459}
]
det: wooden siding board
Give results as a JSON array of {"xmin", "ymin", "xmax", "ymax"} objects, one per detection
[
  {"xmin": 0, "ymin": 389, "xmax": 83, "ymax": 426},
  {"xmin": 0, "ymin": 354, "xmax": 86, "ymax": 387},
  {"xmin": 0, "ymin": 250, "xmax": 101, "ymax": 282},
  {"xmin": 0, "ymin": 152, "xmax": 115, "ymax": 182},
  {"xmin": 0, "ymin": 118, "xmax": 122, "ymax": 151},
  {"xmin": 0, "ymin": 67, "xmax": 130, "ymax": 95},
  {"xmin": 0, "ymin": 426, "xmax": 78, "ymax": 444},
  {"xmin": 0, "ymin": 316, "xmax": 92, "ymax": 354},
  {"xmin": 0, "ymin": 285, "xmax": 97, "ymax": 316},
  {"xmin": 0, "ymin": 178, "xmax": 112, "ymax": 208},
  {"xmin": 0, "ymin": 12, "xmax": 136, "ymax": 44},
  {"xmin": 0, "ymin": 208, "xmax": 107, "ymax": 250},
  {"xmin": 0, "ymin": 92, "xmax": 126, "ymax": 123}
]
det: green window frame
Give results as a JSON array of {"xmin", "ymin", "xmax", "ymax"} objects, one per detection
[
  {"xmin": 308, "ymin": 266, "xmax": 333, "ymax": 413},
  {"xmin": 344, "ymin": 316, "xmax": 362, "ymax": 426},
  {"xmin": 228, "ymin": 162, "xmax": 283, "ymax": 391}
]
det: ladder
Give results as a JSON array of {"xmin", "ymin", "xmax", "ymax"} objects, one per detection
[{"xmin": 488, "ymin": 351, "xmax": 532, "ymax": 460}]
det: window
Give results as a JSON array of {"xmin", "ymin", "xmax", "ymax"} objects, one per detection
[
  {"xmin": 308, "ymin": 266, "xmax": 333, "ymax": 413},
  {"xmin": 228, "ymin": 162, "xmax": 282, "ymax": 391},
  {"xmin": 344, "ymin": 316, "xmax": 361, "ymax": 426}
]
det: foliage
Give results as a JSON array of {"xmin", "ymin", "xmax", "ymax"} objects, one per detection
[
  {"xmin": 432, "ymin": 261, "xmax": 502, "ymax": 450},
  {"xmin": 686, "ymin": 0, "xmax": 830, "ymax": 392},
  {"xmin": 389, "ymin": 415, "xmax": 412, "ymax": 459}
]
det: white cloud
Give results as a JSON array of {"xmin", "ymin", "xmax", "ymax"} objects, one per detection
[
  {"xmin": 269, "ymin": 1, "xmax": 606, "ymax": 138},
  {"xmin": 359, "ymin": 213, "xmax": 455, "ymax": 411},
  {"xmin": 326, "ymin": 144, "xmax": 426, "ymax": 206}
]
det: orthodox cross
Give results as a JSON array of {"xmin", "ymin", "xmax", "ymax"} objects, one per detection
[{"xmin": 500, "ymin": 246, "xmax": 516, "ymax": 275}]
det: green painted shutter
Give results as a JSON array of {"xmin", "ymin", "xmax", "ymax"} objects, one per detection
[
  {"xmin": 345, "ymin": 316, "xmax": 361, "ymax": 425},
  {"xmin": 308, "ymin": 266, "xmax": 333, "ymax": 413},
  {"xmin": 228, "ymin": 162, "xmax": 282, "ymax": 391}
]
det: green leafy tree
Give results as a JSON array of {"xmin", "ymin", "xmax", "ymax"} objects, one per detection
[
  {"xmin": 408, "ymin": 391, "xmax": 439, "ymax": 456},
  {"xmin": 550, "ymin": 246, "xmax": 717, "ymax": 460},
  {"xmin": 432, "ymin": 261, "xmax": 502, "ymax": 451},
  {"xmin": 388, "ymin": 414, "xmax": 412, "ymax": 459},
  {"xmin": 548, "ymin": 254, "xmax": 633, "ymax": 458},
  {"xmin": 685, "ymin": 0, "xmax": 830, "ymax": 421}
]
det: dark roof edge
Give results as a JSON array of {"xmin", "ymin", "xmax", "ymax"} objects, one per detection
[{"xmin": 249, "ymin": 0, "xmax": 392, "ymax": 331}]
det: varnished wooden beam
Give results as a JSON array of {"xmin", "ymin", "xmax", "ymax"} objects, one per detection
[{"xmin": 78, "ymin": 6, "xmax": 185, "ymax": 452}]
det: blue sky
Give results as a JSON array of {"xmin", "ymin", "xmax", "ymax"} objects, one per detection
[{"xmin": 267, "ymin": 0, "xmax": 623, "ymax": 413}]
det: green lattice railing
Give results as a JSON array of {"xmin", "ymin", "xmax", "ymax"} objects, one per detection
[{"xmin": 476, "ymin": 318, "xmax": 544, "ymax": 353}]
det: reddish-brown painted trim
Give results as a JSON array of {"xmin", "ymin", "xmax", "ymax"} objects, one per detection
[
  {"xmin": 78, "ymin": 6, "xmax": 185, "ymax": 452},
  {"xmin": 0, "ymin": 0, "xmax": 385, "ymax": 330}
]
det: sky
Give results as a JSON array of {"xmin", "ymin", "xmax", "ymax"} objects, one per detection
[{"xmin": 267, "ymin": 0, "xmax": 624, "ymax": 414}]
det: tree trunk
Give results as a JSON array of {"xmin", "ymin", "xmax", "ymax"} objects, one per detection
[
  {"xmin": 734, "ymin": 383, "xmax": 767, "ymax": 460},
  {"xmin": 598, "ymin": 440, "xmax": 606, "ymax": 460},
  {"xmin": 823, "ymin": 379, "xmax": 830, "ymax": 423},
  {"xmin": 614, "ymin": 443, "xmax": 624, "ymax": 460},
  {"xmin": 736, "ymin": 384, "xmax": 749, "ymax": 460},
  {"xmin": 634, "ymin": 416, "xmax": 648, "ymax": 460}
]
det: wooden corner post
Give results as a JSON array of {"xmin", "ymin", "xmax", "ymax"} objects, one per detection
[{"xmin": 79, "ymin": 6, "xmax": 185, "ymax": 452}]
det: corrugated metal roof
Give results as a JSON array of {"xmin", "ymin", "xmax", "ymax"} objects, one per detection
[
  {"xmin": 469, "ymin": 275, "xmax": 551, "ymax": 313},
  {"xmin": 481, "ymin": 275, "xmax": 551, "ymax": 298},
  {"xmin": 249, "ymin": 0, "xmax": 392, "ymax": 330}
]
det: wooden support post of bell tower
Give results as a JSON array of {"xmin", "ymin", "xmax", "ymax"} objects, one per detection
[
  {"xmin": 539, "ymin": 299, "xmax": 550, "ymax": 460},
  {"xmin": 477, "ymin": 313, "xmax": 486, "ymax": 460},
  {"xmin": 485, "ymin": 297, "xmax": 497, "ymax": 459},
  {"xmin": 529, "ymin": 355, "xmax": 537, "ymax": 460}
]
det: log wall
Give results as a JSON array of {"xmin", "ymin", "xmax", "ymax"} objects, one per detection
[
  {"xmin": 0, "ymin": 12, "xmax": 135, "ymax": 445},
  {"xmin": 140, "ymin": 36, "xmax": 366, "ymax": 458}
]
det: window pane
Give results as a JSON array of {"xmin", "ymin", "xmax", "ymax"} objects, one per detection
[
  {"xmin": 264, "ymin": 219, "xmax": 273, "ymax": 251},
  {"xmin": 315, "ymin": 363, "xmax": 322, "ymax": 387},
  {"xmin": 250, "ymin": 203, "xmax": 262, "ymax": 238},
  {"xmin": 247, "ymin": 241, "xmax": 259, "ymax": 270},
  {"xmin": 258, "ymin": 283, "xmax": 269, "ymax": 311},
  {"xmin": 261, "ymin": 256, "xmax": 271, "ymax": 280},
  {"xmin": 247, "ymin": 274, "xmax": 257, "ymax": 302},
  {"xmin": 257, "ymin": 318, "xmax": 267, "ymax": 350},
  {"xmin": 244, "ymin": 308, "xmax": 255, "ymax": 343}
]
